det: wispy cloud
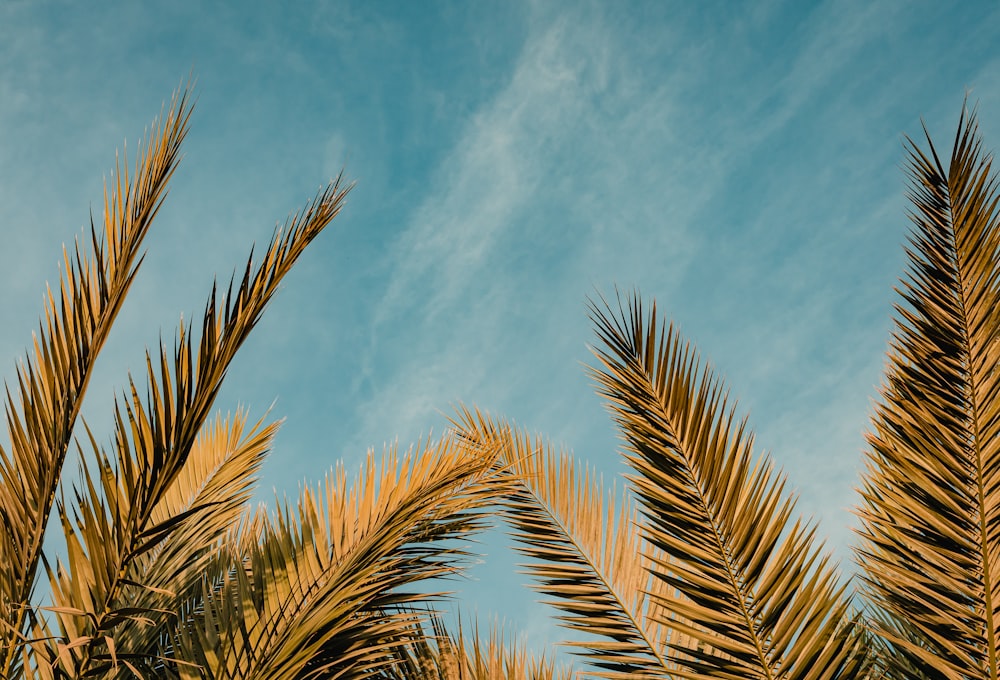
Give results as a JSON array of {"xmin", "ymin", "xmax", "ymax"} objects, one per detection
[{"xmin": 347, "ymin": 5, "xmax": 706, "ymax": 456}]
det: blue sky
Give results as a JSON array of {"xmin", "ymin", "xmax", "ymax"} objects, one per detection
[{"xmin": 2, "ymin": 0, "xmax": 999, "ymax": 658}]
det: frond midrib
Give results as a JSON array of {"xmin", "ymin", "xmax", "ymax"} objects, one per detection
[
  {"xmin": 508, "ymin": 460, "xmax": 673, "ymax": 676},
  {"xmin": 938, "ymin": 157, "xmax": 998, "ymax": 678},
  {"xmin": 632, "ymin": 375, "xmax": 776, "ymax": 680}
]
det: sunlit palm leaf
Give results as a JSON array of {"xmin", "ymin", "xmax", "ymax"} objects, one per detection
[
  {"xmin": 168, "ymin": 438, "xmax": 505, "ymax": 680},
  {"xmin": 35, "ymin": 177, "xmax": 350, "ymax": 678},
  {"xmin": 452, "ymin": 407, "xmax": 679, "ymax": 679},
  {"xmin": 0, "ymin": 85, "xmax": 193, "ymax": 678},
  {"xmin": 588, "ymin": 292, "xmax": 867, "ymax": 680},
  {"xmin": 138, "ymin": 409, "xmax": 277, "ymax": 604},
  {"xmin": 382, "ymin": 611, "xmax": 578, "ymax": 680},
  {"xmin": 92, "ymin": 410, "xmax": 279, "ymax": 676},
  {"xmin": 855, "ymin": 105, "xmax": 1000, "ymax": 679}
]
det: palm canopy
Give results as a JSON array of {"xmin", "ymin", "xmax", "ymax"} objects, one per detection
[
  {"xmin": 5, "ymin": 78, "xmax": 1000, "ymax": 680},
  {"xmin": 0, "ymin": 84, "xmax": 515, "ymax": 680}
]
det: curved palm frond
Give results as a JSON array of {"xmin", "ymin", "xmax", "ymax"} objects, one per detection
[
  {"xmin": 855, "ymin": 105, "xmax": 1000, "ymax": 678},
  {"xmin": 588, "ymin": 292, "xmax": 868, "ymax": 680},
  {"xmin": 0, "ymin": 84, "xmax": 193, "ymax": 678},
  {"xmin": 80, "ymin": 410, "xmax": 279, "ymax": 677},
  {"xmin": 33, "ymin": 177, "xmax": 351, "ymax": 678},
  {"xmin": 138, "ymin": 409, "xmax": 278, "ymax": 603},
  {"xmin": 451, "ymin": 407, "xmax": 681, "ymax": 679},
  {"xmin": 167, "ymin": 437, "xmax": 506, "ymax": 680}
]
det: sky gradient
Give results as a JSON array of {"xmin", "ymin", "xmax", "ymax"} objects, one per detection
[{"xmin": 2, "ymin": 0, "xmax": 1000, "ymax": 656}]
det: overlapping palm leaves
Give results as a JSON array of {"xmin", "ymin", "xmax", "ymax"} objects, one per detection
[
  {"xmin": 0, "ymin": 85, "xmax": 513, "ymax": 679},
  {"xmin": 4, "ymin": 79, "xmax": 1000, "ymax": 680},
  {"xmin": 452, "ymin": 408, "xmax": 676, "ymax": 678},
  {"xmin": 164, "ymin": 440, "xmax": 504, "ymax": 680},
  {"xmin": 454, "ymin": 108, "xmax": 1000, "ymax": 679},
  {"xmin": 454, "ymin": 324, "xmax": 867, "ymax": 680},
  {"xmin": 0, "ymin": 87, "xmax": 191, "ymax": 678}
]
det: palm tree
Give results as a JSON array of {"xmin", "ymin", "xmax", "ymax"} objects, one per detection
[
  {"xmin": 454, "ymin": 105, "xmax": 1000, "ymax": 679},
  {"xmin": 0, "ymin": 84, "xmax": 566, "ymax": 680}
]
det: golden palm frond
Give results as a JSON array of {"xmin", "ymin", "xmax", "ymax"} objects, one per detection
[
  {"xmin": 31, "ymin": 176, "xmax": 350, "ymax": 678},
  {"xmin": 587, "ymin": 292, "xmax": 868, "ymax": 680},
  {"xmin": 382, "ymin": 610, "xmax": 578, "ymax": 680},
  {"xmin": 81, "ymin": 410, "xmax": 279, "ymax": 676},
  {"xmin": 0, "ymin": 84, "xmax": 193, "ymax": 678},
  {"xmin": 855, "ymin": 105, "xmax": 1000, "ymax": 678},
  {"xmin": 167, "ymin": 437, "xmax": 506, "ymax": 680},
  {"xmin": 451, "ymin": 407, "xmax": 681, "ymax": 679},
  {"xmin": 138, "ymin": 409, "xmax": 278, "ymax": 603}
]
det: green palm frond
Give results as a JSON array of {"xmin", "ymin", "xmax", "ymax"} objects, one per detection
[
  {"xmin": 855, "ymin": 105, "xmax": 1000, "ymax": 678},
  {"xmin": 451, "ymin": 407, "xmax": 678, "ymax": 679},
  {"xmin": 168, "ymin": 438, "xmax": 505, "ymax": 680},
  {"xmin": 587, "ymin": 292, "xmax": 868, "ymax": 680},
  {"xmin": 0, "ymin": 85, "xmax": 193, "ymax": 678},
  {"xmin": 33, "ymin": 175, "xmax": 350, "ymax": 678}
]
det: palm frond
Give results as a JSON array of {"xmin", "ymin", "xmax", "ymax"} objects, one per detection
[
  {"xmin": 138, "ymin": 409, "xmax": 278, "ymax": 603},
  {"xmin": 0, "ymin": 84, "xmax": 193, "ymax": 677},
  {"xmin": 451, "ymin": 407, "xmax": 679, "ymax": 679},
  {"xmin": 588, "ymin": 292, "xmax": 867, "ymax": 680},
  {"xmin": 33, "ymin": 177, "xmax": 350, "ymax": 678},
  {"xmin": 855, "ymin": 105, "xmax": 1000, "ymax": 679},
  {"xmin": 381, "ymin": 610, "xmax": 578, "ymax": 680},
  {"xmin": 90, "ymin": 410, "xmax": 279, "ymax": 676},
  {"xmin": 167, "ymin": 437, "xmax": 505, "ymax": 680}
]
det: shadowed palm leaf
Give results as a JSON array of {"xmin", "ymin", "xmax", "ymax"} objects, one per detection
[{"xmin": 856, "ymin": 106, "xmax": 1000, "ymax": 678}]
